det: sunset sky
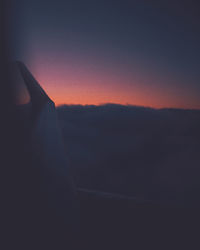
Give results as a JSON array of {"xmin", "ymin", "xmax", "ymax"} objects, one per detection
[{"xmin": 12, "ymin": 0, "xmax": 200, "ymax": 108}]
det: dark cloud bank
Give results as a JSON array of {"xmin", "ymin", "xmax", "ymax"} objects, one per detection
[{"xmin": 57, "ymin": 104, "xmax": 200, "ymax": 206}]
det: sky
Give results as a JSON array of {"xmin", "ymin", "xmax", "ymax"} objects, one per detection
[{"xmin": 11, "ymin": 0, "xmax": 200, "ymax": 108}]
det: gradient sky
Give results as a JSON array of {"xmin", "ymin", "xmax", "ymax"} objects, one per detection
[{"xmin": 12, "ymin": 0, "xmax": 200, "ymax": 108}]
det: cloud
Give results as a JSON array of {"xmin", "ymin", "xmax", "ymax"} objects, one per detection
[{"xmin": 57, "ymin": 104, "xmax": 200, "ymax": 205}]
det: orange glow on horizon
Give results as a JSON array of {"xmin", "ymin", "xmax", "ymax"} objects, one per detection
[
  {"xmin": 27, "ymin": 57, "xmax": 200, "ymax": 110},
  {"xmin": 43, "ymin": 82, "xmax": 200, "ymax": 110}
]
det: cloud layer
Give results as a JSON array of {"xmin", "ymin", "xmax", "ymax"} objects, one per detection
[{"xmin": 57, "ymin": 104, "xmax": 200, "ymax": 205}]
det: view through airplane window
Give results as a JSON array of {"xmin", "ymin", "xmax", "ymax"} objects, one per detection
[{"xmin": 11, "ymin": 0, "xmax": 200, "ymax": 204}]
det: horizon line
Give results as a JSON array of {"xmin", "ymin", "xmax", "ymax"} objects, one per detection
[{"xmin": 56, "ymin": 102, "xmax": 200, "ymax": 111}]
